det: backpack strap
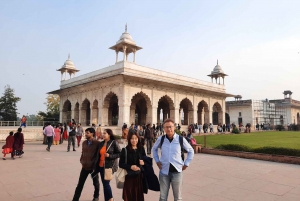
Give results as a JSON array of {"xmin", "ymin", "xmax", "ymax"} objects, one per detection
[{"xmin": 159, "ymin": 135, "xmax": 165, "ymax": 148}]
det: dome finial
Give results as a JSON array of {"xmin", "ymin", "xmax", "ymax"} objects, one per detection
[
  {"xmin": 125, "ymin": 23, "xmax": 127, "ymax": 32},
  {"xmin": 217, "ymin": 59, "xmax": 218, "ymax": 65},
  {"xmin": 68, "ymin": 53, "xmax": 70, "ymax": 59}
]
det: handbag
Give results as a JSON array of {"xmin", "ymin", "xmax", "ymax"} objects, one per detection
[
  {"xmin": 104, "ymin": 141, "xmax": 114, "ymax": 181},
  {"xmin": 115, "ymin": 148, "xmax": 128, "ymax": 189}
]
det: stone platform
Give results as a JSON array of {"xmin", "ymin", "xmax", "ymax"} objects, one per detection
[
  {"xmin": 0, "ymin": 141, "xmax": 300, "ymax": 201},
  {"xmin": 0, "ymin": 127, "xmax": 44, "ymax": 141}
]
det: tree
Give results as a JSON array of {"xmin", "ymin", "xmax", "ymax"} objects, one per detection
[
  {"xmin": 38, "ymin": 94, "xmax": 60, "ymax": 121},
  {"xmin": 0, "ymin": 85, "xmax": 21, "ymax": 121}
]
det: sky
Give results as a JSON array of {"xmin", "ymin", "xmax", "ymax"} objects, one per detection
[{"xmin": 0, "ymin": 0, "xmax": 300, "ymax": 117}]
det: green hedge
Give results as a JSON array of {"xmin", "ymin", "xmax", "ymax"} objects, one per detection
[{"xmin": 215, "ymin": 144, "xmax": 300, "ymax": 157}]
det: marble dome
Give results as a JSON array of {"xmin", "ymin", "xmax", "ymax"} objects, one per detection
[
  {"xmin": 119, "ymin": 32, "xmax": 133, "ymax": 41},
  {"xmin": 62, "ymin": 55, "xmax": 76, "ymax": 70},
  {"xmin": 212, "ymin": 60, "xmax": 224, "ymax": 74}
]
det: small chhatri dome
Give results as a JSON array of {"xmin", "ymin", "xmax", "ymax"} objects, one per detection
[
  {"xmin": 62, "ymin": 54, "xmax": 77, "ymax": 70},
  {"xmin": 212, "ymin": 60, "xmax": 224, "ymax": 74},
  {"xmin": 109, "ymin": 24, "xmax": 142, "ymax": 64},
  {"xmin": 57, "ymin": 54, "xmax": 80, "ymax": 81},
  {"xmin": 207, "ymin": 60, "xmax": 228, "ymax": 85},
  {"xmin": 116, "ymin": 24, "xmax": 136, "ymax": 45}
]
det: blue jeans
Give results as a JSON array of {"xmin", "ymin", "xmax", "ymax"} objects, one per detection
[
  {"xmin": 159, "ymin": 172, "xmax": 182, "ymax": 201},
  {"xmin": 97, "ymin": 166, "xmax": 113, "ymax": 201}
]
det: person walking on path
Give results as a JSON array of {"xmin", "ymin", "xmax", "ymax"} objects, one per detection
[
  {"xmin": 63, "ymin": 123, "xmax": 68, "ymax": 140},
  {"xmin": 144, "ymin": 124, "xmax": 154, "ymax": 155},
  {"xmin": 44, "ymin": 123, "xmax": 55, "ymax": 152},
  {"xmin": 94, "ymin": 129, "xmax": 121, "ymax": 201},
  {"xmin": 53, "ymin": 125, "xmax": 61, "ymax": 145},
  {"xmin": 68, "ymin": 126, "xmax": 77, "ymax": 152},
  {"xmin": 2, "ymin": 131, "xmax": 14, "ymax": 160},
  {"xmin": 72, "ymin": 127, "xmax": 101, "ymax": 201},
  {"xmin": 59, "ymin": 123, "xmax": 64, "ymax": 144},
  {"xmin": 152, "ymin": 118, "xmax": 194, "ymax": 201},
  {"xmin": 119, "ymin": 129, "xmax": 146, "ymax": 201},
  {"xmin": 20, "ymin": 115, "xmax": 27, "ymax": 128},
  {"xmin": 76, "ymin": 123, "xmax": 84, "ymax": 147},
  {"xmin": 12, "ymin": 127, "xmax": 25, "ymax": 159}
]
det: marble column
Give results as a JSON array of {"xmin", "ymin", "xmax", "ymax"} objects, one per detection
[
  {"xmin": 201, "ymin": 109, "xmax": 205, "ymax": 124},
  {"xmin": 133, "ymin": 49, "xmax": 136, "ymax": 63},
  {"xmin": 119, "ymin": 105, "xmax": 130, "ymax": 126},
  {"xmin": 208, "ymin": 110, "xmax": 213, "ymax": 124},
  {"xmin": 157, "ymin": 108, "xmax": 160, "ymax": 123},
  {"xmin": 151, "ymin": 106, "xmax": 158, "ymax": 125},
  {"xmin": 193, "ymin": 109, "xmax": 197, "ymax": 124},
  {"xmin": 115, "ymin": 50, "xmax": 118, "ymax": 63},
  {"xmin": 179, "ymin": 109, "xmax": 183, "ymax": 125},
  {"xmin": 123, "ymin": 46, "xmax": 127, "ymax": 61},
  {"xmin": 59, "ymin": 111, "xmax": 63, "ymax": 122}
]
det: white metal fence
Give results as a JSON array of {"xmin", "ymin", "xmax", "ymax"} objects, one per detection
[{"xmin": 0, "ymin": 121, "xmax": 59, "ymax": 127}]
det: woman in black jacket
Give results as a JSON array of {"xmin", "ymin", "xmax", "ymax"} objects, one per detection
[
  {"xmin": 94, "ymin": 129, "xmax": 121, "ymax": 201},
  {"xmin": 119, "ymin": 129, "xmax": 146, "ymax": 201}
]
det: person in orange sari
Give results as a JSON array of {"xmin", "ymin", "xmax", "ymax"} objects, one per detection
[
  {"xmin": 53, "ymin": 125, "xmax": 61, "ymax": 145},
  {"xmin": 2, "ymin": 131, "xmax": 14, "ymax": 160}
]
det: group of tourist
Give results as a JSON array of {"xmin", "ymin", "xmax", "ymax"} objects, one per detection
[
  {"xmin": 73, "ymin": 118, "xmax": 194, "ymax": 201},
  {"xmin": 42, "ymin": 120, "xmax": 85, "ymax": 152},
  {"xmin": 2, "ymin": 127, "xmax": 25, "ymax": 160},
  {"xmin": 187, "ymin": 122, "xmax": 232, "ymax": 134}
]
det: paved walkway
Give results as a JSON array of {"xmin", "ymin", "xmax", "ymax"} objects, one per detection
[{"xmin": 0, "ymin": 141, "xmax": 299, "ymax": 201}]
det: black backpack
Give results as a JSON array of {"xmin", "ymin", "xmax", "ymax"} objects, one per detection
[{"xmin": 159, "ymin": 135, "xmax": 185, "ymax": 161}]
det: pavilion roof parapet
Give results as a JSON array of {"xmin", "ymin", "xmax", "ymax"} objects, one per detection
[{"xmin": 226, "ymin": 99, "xmax": 252, "ymax": 106}]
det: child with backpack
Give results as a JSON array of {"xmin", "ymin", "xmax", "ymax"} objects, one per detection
[{"xmin": 2, "ymin": 131, "xmax": 14, "ymax": 160}]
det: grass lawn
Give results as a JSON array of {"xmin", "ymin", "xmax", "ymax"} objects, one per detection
[{"xmin": 194, "ymin": 131, "xmax": 300, "ymax": 150}]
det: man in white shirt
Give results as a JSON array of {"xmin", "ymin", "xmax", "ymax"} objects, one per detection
[{"xmin": 152, "ymin": 118, "xmax": 194, "ymax": 201}]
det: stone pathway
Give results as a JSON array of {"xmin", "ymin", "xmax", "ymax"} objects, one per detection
[{"xmin": 0, "ymin": 141, "xmax": 299, "ymax": 201}]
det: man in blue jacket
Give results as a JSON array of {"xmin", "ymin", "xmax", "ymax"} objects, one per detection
[{"xmin": 152, "ymin": 118, "xmax": 194, "ymax": 201}]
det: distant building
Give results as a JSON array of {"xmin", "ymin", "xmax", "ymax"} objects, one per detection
[{"xmin": 226, "ymin": 91, "xmax": 300, "ymax": 127}]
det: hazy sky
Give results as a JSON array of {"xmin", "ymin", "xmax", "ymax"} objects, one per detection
[{"xmin": 1, "ymin": 0, "xmax": 300, "ymax": 117}]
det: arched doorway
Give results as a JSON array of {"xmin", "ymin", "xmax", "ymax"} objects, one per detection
[
  {"xmin": 92, "ymin": 100, "xmax": 99, "ymax": 125},
  {"xmin": 297, "ymin": 113, "xmax": 300, "ymax": 125},
  {"xmin": 62, "ymin": 100, "xmax": 71, "ymax": 123},
  {"xmin": 103, "ymin": 92, "xmax": 119, "ymax": 126},
  {"xmin": 280, "ymin": 115, "xmax": 284, "ymax": 125},
  {"xmin": 81, "ymin": 99, "xmax": 91, "ymax": 126},
  {"xmin": 157, "ymin": 95, "xmax": 175, "ymax": 123},
  {"xmin": 225, "ymin": 113, "xmax": 230, "ymax": 125},
  {"xmin": 197, "ymin": 101, "xmax": 209, "ymax": 124},
  {"xmin": 212, "ymin": 102, "xmax": 223, "ymax": 125},
  {"xmin": 179, "ymin": 98, "xmax": 193, "ymax": 125},
  {"xmin": 74, "ymin": 102, "xmax": 79, "ymax": 123},
  {"xmin": 130, "ymin": 92, "xmax": 152, "ymax": 125}
]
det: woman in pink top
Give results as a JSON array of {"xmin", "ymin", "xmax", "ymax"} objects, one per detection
[{"xmin": 53, "ymin": 125, "xmax": 61, "ymax": 145}]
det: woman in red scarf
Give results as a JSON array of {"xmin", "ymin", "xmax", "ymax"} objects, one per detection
[{"xmin": 2, "ymin": 131, "xmax": 14, "ymax": 160}]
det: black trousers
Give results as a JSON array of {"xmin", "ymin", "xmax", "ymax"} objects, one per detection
[
  {"xmin": 146, "ymin": 138, "xmax": 153, "ymax": 154},
  {"xmin": 47, "ymin": 136, "xmax": 53, "ymax": 149},
  {"xmin": 73, "ymin": 168, "xmax": 100, "ymax": 201},
  {"xmin": 60, "ymin": 134, "xmax": 63, "ymax": 144},
  {"xmin": 68, "ymin": 136, "xmax": 76, "ymax": 151}
]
